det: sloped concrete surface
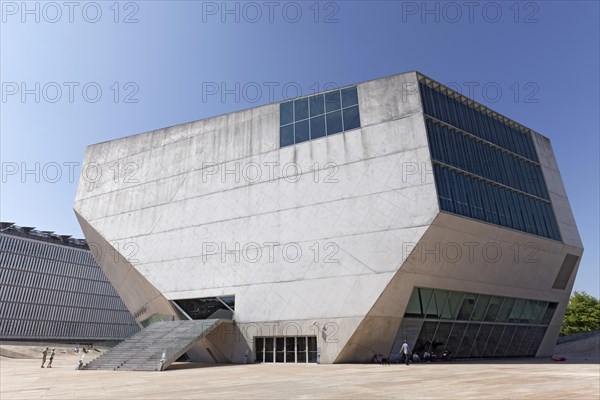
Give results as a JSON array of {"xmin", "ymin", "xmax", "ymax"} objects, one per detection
[{"xmin": 554, "ymin": 330, "xmax": 600, "ymax": 362}]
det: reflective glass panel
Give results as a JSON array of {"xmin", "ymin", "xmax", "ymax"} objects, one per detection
[
  {"xmin": 341, "ymin": 86, "xmax": 358, "ymax": 107},
  {"xmin": 280, "ymin": 101, "xmax": 293, "ymax": 125},
  {"xmin": 405, "ymin": 289, "xmax": 423, "ymax": 318},
  {"xmin": 325, "ymin": 91, "xmax": 341, "ymax": 112},
  {"xmin": 310, "ymin": 116, "xmax": 326, "ymax": 139},
  {"xmin": 456, "ymin": 323, "xmax": 480, "ymax": 358},
  {"xmin": 403, "ymin": 288, "xmax": 555, "ymax": 359},
  {"xmin": 414, "ymin": 321, "xmax": 438, "ymax": 354},
  {"xmin": 481, "ymin": 325, "xmax": 505, "ymax": 357},
  {"xmin": 496, "ymin": 298, "xmax": 516, "ymax": 323},
  {"xmin": 286, "ymin": 337, "xmax": 296, "ymax": 363},
  {"xmin": 508, "ymin": 298, "xmax": 526, "ymax": 323},
  {"xmin": 431, "ymin": 322, "xmax": 453, "ymax": 353},
  {"xmin": 342, "ymin": 106, "xmax": 361, "ymax": 131},
  {"xmin": 526, "ymin": 327, "xmax": 547, "ymax": 356},
  {"xmin": 441, "ymin": 291, "xmax": 463, "ymax": 320},
  {"xmin": 494, "ymin": 325, "xmax": 516, "ymax": 357},
  {"xmin": 419, "ymin": 288, "xmax": 434, "ymax": 316},
  {"xmin": 326, "ymin": 111, "xmax": 343, "ymax": 135},
  {"xmin": 265, "ymin": 337, "xmax": 274, "ymax": 362},
  {"xmin": 307, "ymin": 337, "xmax": 317, "ymax": 363},
  {"xmin": 541, "ymin": 303, "xmax": 557, "ymax": 325},
  {"xmin": 294, "ymin": 98, "xmax": 309, "ymax": 121},
  {"xmin": 295, "ymin": 120, "xmax": 310, "ymax": 144},
  {"xmin": 457, "ymin": 293, "xmax": 477, "ymax": 320},
  {"xmin": 275, "ymin": 337, "xmax": 285, "ymax": 362},
  {"xmin": 516, "ymin": 327, "xmax": 535, "ymax": 356},
  {"xmin": 445, "ymin": 323, "xmax": 467, "ymax": 354},
  {"xmin": 297, "ymin": 337, "xmax": 307, "ymax": 363},
  {"xmin": 279, "ymin": 87, "xmax": 360, "ymax": 147},
  {"xmin": 530, "ymin": 301, "xmax": 548, "ymax": 325},
  {"xmin": 310, "ymin": 95, "xmax": 325, "ymax": 117},
  {"xmin": 470, "ymin": 295, "xmax": 491, "ymax": 321},
  {"xmin": 484, "ymin": 297, "xmax": 503, "ymax": 322},
  {"xmin": 506, "ymin": 326, "xmax": 528, "ymax": 357}
]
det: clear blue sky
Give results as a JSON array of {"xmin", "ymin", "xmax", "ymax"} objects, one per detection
[{"xmin": 1, "ymin": 1, "xmax": 598, "ymax": 296}]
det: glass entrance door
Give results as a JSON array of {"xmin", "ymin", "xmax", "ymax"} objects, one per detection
[{"xmin": 255, "ymin": 336, "xmax": 317, "ymax": 363}]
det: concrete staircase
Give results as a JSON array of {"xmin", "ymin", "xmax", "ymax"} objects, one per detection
[{"xmin": 82, "ymin": 319, "xmax": 225, "ymax": 371}]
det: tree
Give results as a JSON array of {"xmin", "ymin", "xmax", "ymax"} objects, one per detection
[{"xmin": 560, "ymin": 291, "xmax": 600, "ymax": 336}]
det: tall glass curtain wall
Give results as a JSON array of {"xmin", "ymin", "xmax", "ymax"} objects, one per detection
[
  {"xmin": 280, "ymin": 86, "xmax": 360, "ymax": 147},
  {"xmin": 0, "ymin": 234, "xmax": 139, "ymax": 340},
  {"xmin": 404, "ymin": 287, "xmax": 557, "ymax": 358},
  {"xmin": 420, "ymin": 81, "xmax": 561, "ymax": 241}
]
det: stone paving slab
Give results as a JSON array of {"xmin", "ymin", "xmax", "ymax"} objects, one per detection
[{"xmin": 1, "ymin": 355, "xmax": 598, "ymax": 399}]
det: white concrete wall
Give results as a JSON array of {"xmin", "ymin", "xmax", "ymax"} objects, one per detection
[
  {"xmin": 75, "ymin": 70, "xmax": 583, "ymax": 362},
  {"xmin": 74, "ymin": 71, "xmax": 439, "ymax": 362},
  {"xmin": 336, "ymin": 211, "xmax": 584, "ymax": 361}
]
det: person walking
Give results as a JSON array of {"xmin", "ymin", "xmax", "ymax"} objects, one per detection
[
  {"xmin": 400, "ymin": 339, "xmax": 411, "ymax": 366},
  {"xmin": 46, "ymin": 349, "xmax": 56, "ymax": 368},
  {"xmin": 41, "ymin": 347, "xmax": 49, "ymax": 368}
]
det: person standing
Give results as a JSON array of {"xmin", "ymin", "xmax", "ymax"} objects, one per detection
[
  {"xmin": 400, "ymin": 339, "xmax": 411, "ymax": 366},
  {"xmin": 41, "ymin": 347, "xmax": 49, "ymax": 368},
  {"xmin": 47, "ymin": 349, "xmax": 56, "ymax": 368}
]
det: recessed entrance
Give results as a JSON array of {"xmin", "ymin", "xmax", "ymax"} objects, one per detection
[{"xmin": 255, "ymin": 336, "xmax": 317, "ymax": 363}]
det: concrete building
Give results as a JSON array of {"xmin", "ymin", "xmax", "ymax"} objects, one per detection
[
  {"xmin": 74, "ymin": 71, "xmax": 583, "ymax": 366},
  {"xmin": 0, "ymin": 223, "xmax": 139, "ymax": 342}
]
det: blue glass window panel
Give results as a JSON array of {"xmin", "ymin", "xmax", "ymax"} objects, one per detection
[
  {"xmin": 418, "ymin": 288, "xmax": 435, "ymax": 314},
  {"xmin": 280, "ymin": 124, "xmax": 294, "ymax": 147},
  {"xmin": 427, "ymin": 120, "xmax": 549, "ymax": 199},
  {"xmin": 526, "ymin": 327, "xmax": 547, "ymax": 356},
  {"xmin": 471, "ymin": 324, "xmax": 493, "ymax": 358},
  {"xmin": 280, "ymin": 101, "xmax": 294, "ymax": 126},
  {"xmin": 531, "ymin": 199, "xmax": 548, "ymax": 236},
  {"xmin": 541, "ymin": 302, "xmax": 557, "ymax": 325},
  {"xmin": 405, "ymin": 289, "xmax": 424, "ymax": 318},
  {"xmin": 432, "ymin": 322, "xmax": 453, "ymax": 351},
  {"xmin": 434, "ymin": 164, "xmax": 560, "ymax": 240},
  {"xmin": 342, "ymin": 106, "xmax": 361, "ymax": 131},
  {"xmin": 494, "ymin": 325, "xmax": 517, "ymax": 357},
  {"xmin": 420, "ymin": 83, "xmax": 540, "ymax": 162},
  {"xmin": 445, "ymin": 323, "xmax": 467, "ymax": 354},
  {"xmin": 481, "ymin": 325, "xmax": 505, "ymax": 358},
  {"xmin": 496, "ymin": 297, "xmax": 516, "ymax": 323},
  {"xmin": 507, "ymin": 299, "xmax": 526, "ymax": 324},
  {"xmin": 505, "ymin": 325, "xmax": 528, "ymax": 357},
  {"xmin": 309, "ymin": 94, "xmax": 325, "ymax": 117},
  {"xmin": 326, "ymin": 110, "xmax": 343, "ymax": 135},
  {"xmin": 341, "ymin": 86, "xmax": 358, "ymax": 108},
  {"xmin": 325, "ymin": 91, "xmax": 341, "ymax": 112},
  {"xmin": 310, "ymin": 116, "xmax": 326, "ymax": 140},
  {"xmin": 294, "ymin": 98, "xmax": 309, "ymax": 121},
  {"xmin": 470, "ymin": 295, "xmax": 491, "ymax": 322},
  {"xmin": 295, "ymin": 119, "xmax": 310, "ymax": 144},
  {"xmin": 529, "ymin": 301, "xmax": 548, "ymax": 325}
]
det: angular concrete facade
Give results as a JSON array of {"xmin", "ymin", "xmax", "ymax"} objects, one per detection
[{"xmin": 74, "ymin": 72, "xmax": 583, "ymax": 363}]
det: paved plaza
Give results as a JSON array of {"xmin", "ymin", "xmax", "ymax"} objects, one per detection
[{"xmin": 1, "ymin": 354, "xmax": 598, "ymax": 399}]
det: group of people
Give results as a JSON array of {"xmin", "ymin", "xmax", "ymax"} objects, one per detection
[
  {"xmin": 41, "ymin": 345, "xmax": 95, "ymax": 369},
  {"xmin": 373, "ymin": 339, "xmax": 450, "ymax": 365},
  {"xmin": 372, "ymin": 339, "xmax": 414, "ymax": 365},
  {"xmin": 40, "ymin": 347, "xmax": 55, "ymax": 368}
]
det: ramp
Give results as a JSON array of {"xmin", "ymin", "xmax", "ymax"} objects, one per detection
[{"xmin": 82, "ymin": 319, "xmax": 229, "ymax": 371}]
